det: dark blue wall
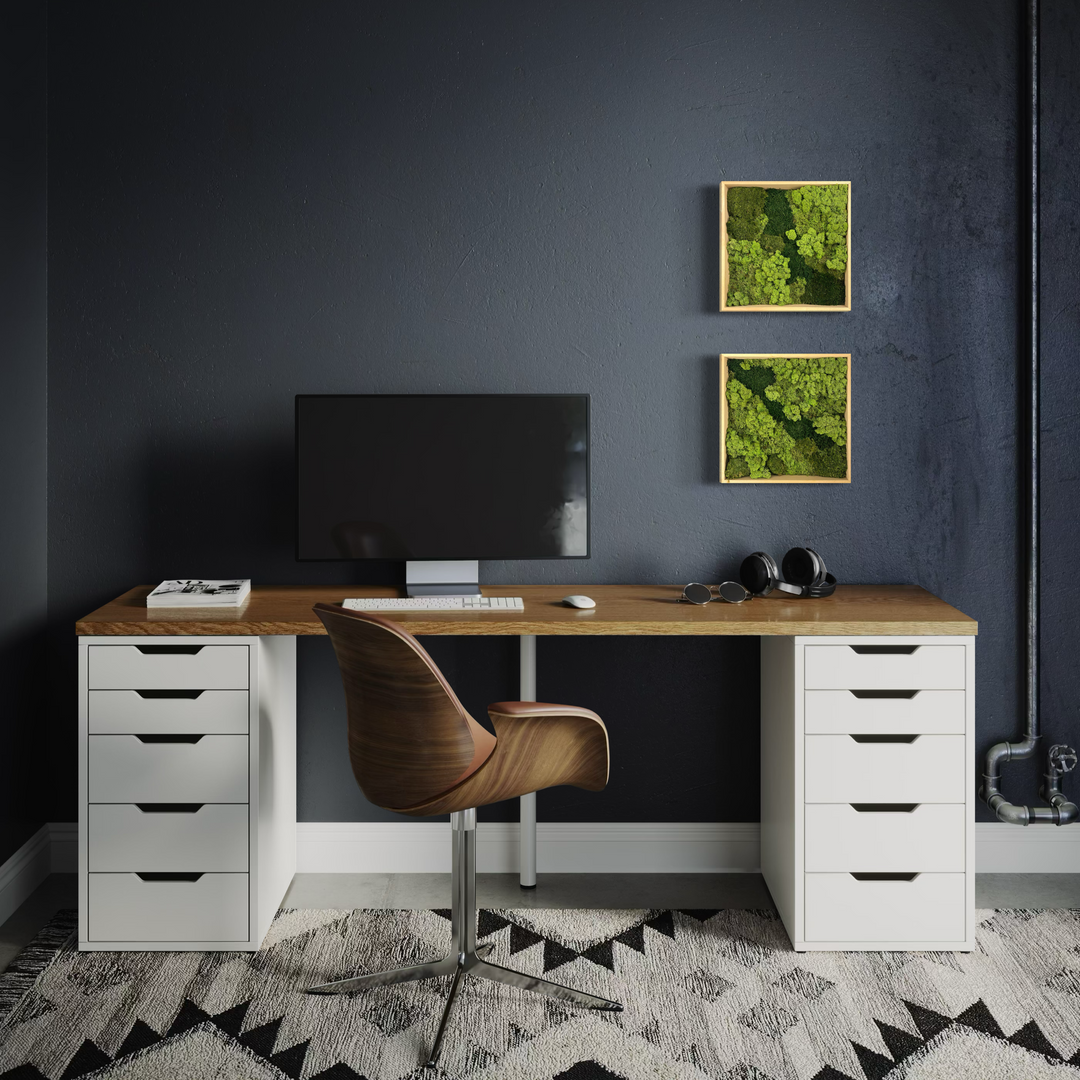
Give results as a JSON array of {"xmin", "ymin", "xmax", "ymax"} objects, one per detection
[
  {"xmin": 1040, "ymin": 4, "xmax": 1080, "ymax": 806},
  {"xmin": 44, "ymin": 0, "xmax": 1078, "ymax": 827},
  {"xmin": 0, "ymin": 1, "xmax": 48, "ymax": 865}
]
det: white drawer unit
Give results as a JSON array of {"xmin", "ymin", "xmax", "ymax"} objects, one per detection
[
  {"xmin": 88, "ymin": 735, "xmax": 249, "ymax": 803},
  {"xmin": 804, "ymin": 689, "xmax": 965, "ymax": 735},
  {"xmin": 88, "ymin": 689, "xmax": 249, "ymax": 735},
  {"xmin": 88, "ymin": 804, "xmax": 249, "ymax": 872},
  {"xmin": 78, "ymin": 635, "xmax": 296, "ymax": 951},
  {"xmin": 88, "ymin": 644, "xmax": 249, "ymax": 690},
  {"xmin": 761, "ymin": 634, "xmax": 975, "ymax": 952},
  {"xmin": 804, "ymin": 803, "xmax": 965, "ymax": 873},
  {"xmin": 803, "ymin": 643, "xmax": 966, "ymax": 690},
  {"xmin": 804, "ymin": 734, "xmax": 967, "ymax": 804},
  {"xmin": 804, "ymin": 873, "xmax": 967, "ymax": 944},
  {"xmin": 87, "ymin": 873, "xmax": 250, "ymax": 943}
]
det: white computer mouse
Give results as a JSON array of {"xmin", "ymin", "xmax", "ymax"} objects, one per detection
[{"xmin": 561, "ymin": 594, "xmax": 596, "ymax": 609}]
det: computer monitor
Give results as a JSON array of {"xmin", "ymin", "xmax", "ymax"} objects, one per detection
[{"xmin": 296, "ymin": 394, "xmax": 589, "ymax": 594}]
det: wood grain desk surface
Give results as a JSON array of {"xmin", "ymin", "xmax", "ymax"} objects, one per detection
[{"xmin": 76, "ymin": 584, "xmax": 977, "ymax": 637}]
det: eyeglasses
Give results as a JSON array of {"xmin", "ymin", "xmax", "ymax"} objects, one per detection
[{"xmin": 680, "ymin": 581, "xmax": 753, "ymax": 605}]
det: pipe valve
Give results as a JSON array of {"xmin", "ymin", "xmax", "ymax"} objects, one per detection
[{"xmin": 1049, "ymin": 745, "xmax": 1077, "ymax": 775}]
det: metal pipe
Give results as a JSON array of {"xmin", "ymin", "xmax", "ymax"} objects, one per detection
[{"xmin": 980, "ymin": 0, "xmax": 1076, "ymax": 825}]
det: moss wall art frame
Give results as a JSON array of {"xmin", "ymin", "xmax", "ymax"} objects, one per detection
[
  {"xmin": 720, "ymin": 181, "xmax": 851, "ymax": 312},
  {"xmin": 720, "ymin": 354, "xmax": 851, "ymax": 484}
]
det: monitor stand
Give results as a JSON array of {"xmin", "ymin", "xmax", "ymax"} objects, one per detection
[{"xmin": 406, "ymin": 560, "xmax": 481, "ymax": 597}]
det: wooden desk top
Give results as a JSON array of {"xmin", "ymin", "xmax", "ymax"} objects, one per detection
[{"xmin": 76, "ymin": 584, "xmax": 977, "ymax": 637}]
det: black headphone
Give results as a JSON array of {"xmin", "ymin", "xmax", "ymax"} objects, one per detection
[{"xmin": 739, "ymin": 547, "xmax": 837, "ymax": 599}]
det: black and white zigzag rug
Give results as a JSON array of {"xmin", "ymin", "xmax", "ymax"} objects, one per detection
[{"xmin": 2, "ymin": 907, "xmax": 1080, "ymax": 1079}]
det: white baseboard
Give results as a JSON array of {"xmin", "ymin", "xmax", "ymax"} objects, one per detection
[
  {"xmin": 0, "ymin": 825, "xmax": 52, "ymax": 926},
  {"xmin": 297, "ymin": 821, "xmax": 1080, "ymax": 875},
  {"xmin": 296, "ymin": 822, "xmax": 761, "ymax": 874},
  {"xmin": 298, "ymin": 822, "xmax": 451, "ymax": 873},
  {"xmin": 3, "ymin": 822, "xmax": 1074, "ymax": 914},
  {"xmin": 975, "ymin": 822, "xmax": 1080, "ymax": 872},
  {"xmin": 49, "ymin": 822, "xmax": 78, "ymax": 874}
]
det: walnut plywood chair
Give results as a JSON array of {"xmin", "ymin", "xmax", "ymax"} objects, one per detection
[{"xmin": 307, "ymin": 603, "xmax": 621, "ymax": 1065}]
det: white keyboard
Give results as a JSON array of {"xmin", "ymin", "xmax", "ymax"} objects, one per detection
[{"xmin": 343, "ymin": 596, "xmax": 525, "ymax": 612}]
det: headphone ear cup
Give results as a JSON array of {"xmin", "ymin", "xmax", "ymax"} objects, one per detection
[
  {"xmin": 740, "ymin": 552, "xmax": 780, "ymax": 595},
  {"xmin": 782, "ymin": 547, "xmax": 823, "ymax": 588},
  {"xmin": 803, "ymin": 548, "xmax": 827, "ymax": 587}
]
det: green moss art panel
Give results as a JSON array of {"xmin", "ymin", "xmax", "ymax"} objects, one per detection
[
  {"xmin": 725, "ymin": 184, "xmax": 849, "ymax": 307},
  {"xmin": 724, "ymin": 357, "xmax": 849, "ymax": 480}
]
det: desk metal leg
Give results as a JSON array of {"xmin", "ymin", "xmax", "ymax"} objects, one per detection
[{"xmin": 519, "ymin": 634, "xmax": 537, "ymax": 888}]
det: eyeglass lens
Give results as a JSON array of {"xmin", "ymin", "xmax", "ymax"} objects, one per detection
[
  {"xmin": 681, "ymin": 582, "xmax": 714, "ymax": 605},
  {"xmin": 717, "ymin": 580, "xmax": 751, "ymax": 604}
]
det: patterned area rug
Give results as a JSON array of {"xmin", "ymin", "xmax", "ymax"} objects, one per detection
[{"xmin": 2, "ymin": 908, "xmax": 1080, "ymax": 1079}]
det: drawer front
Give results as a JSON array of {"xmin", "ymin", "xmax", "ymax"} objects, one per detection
[
  {"xmin": 88, "ymin": 645, "xmax": 249, "ymax": 690},
  {"xmin": 88, "ymin": 735, "xmax": 248, "ymax": 803},
  {"xmin": 88, "ymin": 804, "xmax": 249, "ymax": 872},
  {"xmin": 88, "ymin": 873, "xmax": 249, "ymax": 942},
  {"xmin": 88, "ymin": 690, "xmax": 249, "ymax": 735},
  {"xmin": 805, "ymin": 803, "xmax": 965, "ymax": 872},
  {"xmin": 804, "ymin": 735, "xmax": 966, "ymax": 803},
  {"xmin": 804, "ymin": 690, "xmax": 965, "ymax": 735},
  {"xmin": 805, "ymin": 872, "xmax": 966, "ymax": 943},
  {"xmin": 804, "ymin": 644, "xmax": 965, "ymax": 690}
]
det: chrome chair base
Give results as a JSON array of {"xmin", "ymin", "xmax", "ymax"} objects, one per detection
[{"xmin": 306, "ymin": 808, "xmax": 622, "ymax": 1067}]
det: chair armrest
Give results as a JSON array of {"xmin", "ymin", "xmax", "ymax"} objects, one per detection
[
  {"xmin": 486, "ymin": 702, "xmax": 609, "ymax": 792},
  {"xmin": 488, "ymin": 701, "xmax": 604, "ymax": 723},
  {"xmin": 391, "ymin": 700, "xmax": 610, "ymax": 814}
]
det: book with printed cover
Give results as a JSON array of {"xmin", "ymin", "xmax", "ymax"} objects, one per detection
[{"xmin": 146, "ymin": 580, "xmax": 252, "ymax": 607}]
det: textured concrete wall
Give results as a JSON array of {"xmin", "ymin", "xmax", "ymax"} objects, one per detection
[
  {"xmin": 0, "ymin": 2, "xmax": 48, "ymax": 863},
  {"xmin": 45, "ymin": 0, "xmax": 1077, "ymax": 825}
]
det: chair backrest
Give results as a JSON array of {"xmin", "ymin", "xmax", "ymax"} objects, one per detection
[{"xmin": 314, "ymin": 603, "xmax": 496, "ymax": 811}]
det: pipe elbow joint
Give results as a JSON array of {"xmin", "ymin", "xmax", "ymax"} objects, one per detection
[
  {"xmin": 984, "ymin": 741, "xmax": 1011, "ymax": 778},
  {"xmin": 988, "ymin": 794, "xmax": 1030, "ymax": 826},
  {"xmin": 986, "ymin": 737, "xmax": 1039, "ymax": 775}
]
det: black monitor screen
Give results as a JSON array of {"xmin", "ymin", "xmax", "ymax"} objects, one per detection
[{"xmin": 296, "ymin": 395, "xmax": 589, "ymax": 561}]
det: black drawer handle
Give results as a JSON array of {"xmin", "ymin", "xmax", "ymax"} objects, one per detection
[
  {"xmin": 849, "ymin": 734, "xmax": 919, "ymax": 744},
  {"xmin": 135, "ymin": 690, "xmax": 205, "ymax": 700},
  {"xmin": 134, "ymin": 645, "xmax": 205, "ymax": 655},
  {"xmin": 849, "ymin": 689, "xmax": 919, "ymax": 699},
  {"xmin": 134, "ymin": 734, "xmax": 204, "ymax": 744},
  {"xmin": 136, "ymin": 872, "xmax": 204, "ymax": 882},
  {"xmin": 850, "ymin": 803, "xmax": 919, "ymax": 813},
  {"xmin": 851, "ymin": 872, "xmax": 919, "ymax": 882},
  {"xmin": 849, "ymin": 645, "xmax": 918, "ymax": 655},
  {"xmin": 136, "ymin": 803, "xmax": 204, "ymax": 813}
]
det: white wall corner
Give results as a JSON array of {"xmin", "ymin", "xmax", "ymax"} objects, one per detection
[
  {"xmin": 0, "ymin": 824, "xmax": 52, "ymax": 927},
  {"xmin": 975, "ymin": 821, "xmax": 1080, "ymax": 873}
]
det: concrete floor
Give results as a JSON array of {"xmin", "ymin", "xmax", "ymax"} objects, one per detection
[
  {"xmin": 2, "ymin": 872, "xmax": 1078, "ymax": 974},
  {"xmin": 280, "ymin": 871, "xmax": 776, "ymax": 911}
]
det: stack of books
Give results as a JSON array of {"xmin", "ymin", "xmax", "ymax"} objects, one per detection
[{"xmin": 146, "ymin": 580, "xmax": 251, "ymax": 608}]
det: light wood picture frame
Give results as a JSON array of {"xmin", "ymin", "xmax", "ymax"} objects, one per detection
[
  {"xmin": 720, "ymin": 181, "xmax": 851, "ymax": 312},
  {"xmin": 720, "ymin": 354, "xmax": 851, "ymax": 484}
]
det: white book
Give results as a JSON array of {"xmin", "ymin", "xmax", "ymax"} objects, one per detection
[{"xmin": 147, "ymin": 580, "xmax": 252, "ymax": 607}]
